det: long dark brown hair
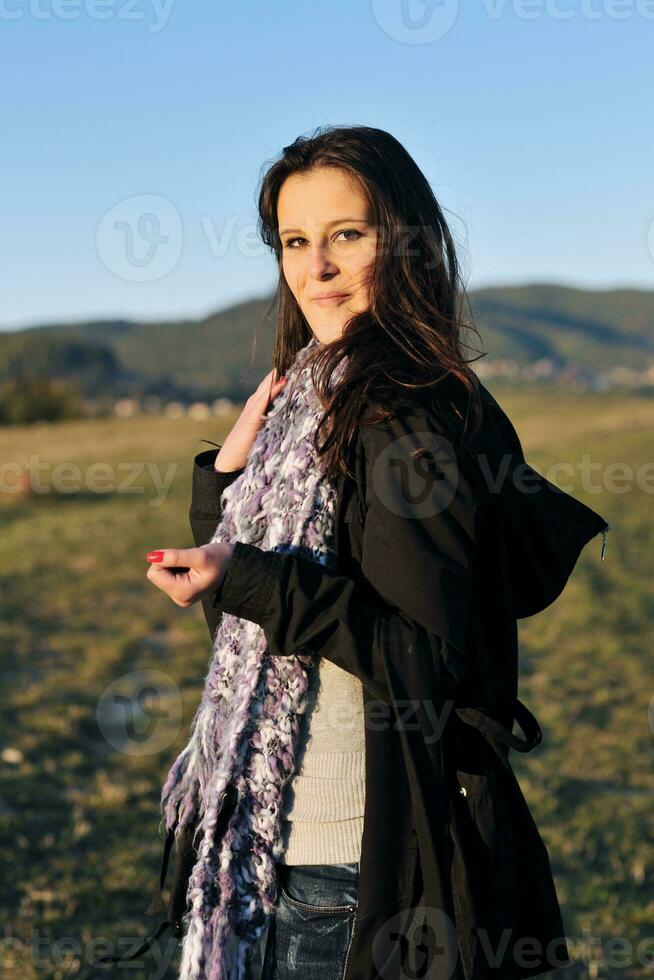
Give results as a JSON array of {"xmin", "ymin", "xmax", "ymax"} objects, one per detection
[{"xmin": 254, "ymin": 124, "xmax": 486, "ymax": 481}]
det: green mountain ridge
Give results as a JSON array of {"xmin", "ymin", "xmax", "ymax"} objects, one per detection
[{"xmin": 1, "ymin": 284, "xmax": 653, "ymax": 401}]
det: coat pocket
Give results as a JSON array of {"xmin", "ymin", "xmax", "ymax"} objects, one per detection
[
  {"xmin": 454, "ymin": 769, "xmax": 497, "ymax": 851},
  {"xmin": 449, "ymin": 765, "xmax": 526, "ymax": 978},
  {"xmin": 449, "ymin": 769, "xmax": 506, "ymax": 978}
]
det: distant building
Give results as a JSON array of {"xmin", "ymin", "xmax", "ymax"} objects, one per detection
[
  {"xmin": 164, "ymin": 402, "xmax": 186, "ymax": 419},
  {"xmin": 212, "ymin": 398, "xmax": 235, "ymax": 415},
  {"xmin": 114, "ymin": 398, "xmax": 140, "ymax": 417},
  {"xmin": 188, "ymin": 402, "xmax": 211, "ymax": 420}
]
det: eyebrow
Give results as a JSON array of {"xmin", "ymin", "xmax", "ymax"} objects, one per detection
[{"xmin": 279, "ymin": 218, "xmax": 369, "ymax": 235}]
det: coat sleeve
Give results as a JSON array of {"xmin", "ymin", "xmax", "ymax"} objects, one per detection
[
  {"xmin": 210, "ymin": 406, "xmax": 486, "ymax": 708},
  {"xmin": 189, "ymin": 446, "xmax": 246, "ymax": 641}
]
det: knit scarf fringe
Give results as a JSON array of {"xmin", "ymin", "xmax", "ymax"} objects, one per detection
[{"xmin": 159, "ymin": 335, "xmax": 345, "ymax": 979}]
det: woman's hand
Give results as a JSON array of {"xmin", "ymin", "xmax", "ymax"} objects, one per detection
[
  {"xmin": 145, "ymin": 543, "xmax": 236, "ymax": 607},
  {"xmin": 214, "ymin": 367, "xmax": 287, "ymax": 472}
]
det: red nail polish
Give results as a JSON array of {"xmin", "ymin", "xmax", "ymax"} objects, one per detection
[
  {"xmin": 280, "ymin": 376, "xmax": 287, "ymax": 383},
  {"xmin": 147, "ymin": 551, "xmax": 164, "ymax": 562}
]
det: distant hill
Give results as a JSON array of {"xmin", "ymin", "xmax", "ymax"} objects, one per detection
[
  {"xmin": 1, "ymin": 284, "xmax": 653, "ymax": 402},
  {"xmin": 471, "ymin": 284, "xmax": 654, "ymax": 372},
  {"xmin": 0, "ymin": 296, "xmax": 276, "ymax": 403}
]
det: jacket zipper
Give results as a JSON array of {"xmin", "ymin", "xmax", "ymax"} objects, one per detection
[{"xmin": 600, "ymin": 522, "xmax": 612, "ymax": 562}]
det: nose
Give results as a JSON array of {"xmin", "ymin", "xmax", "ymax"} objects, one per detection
[{"xmin": 307, "ymin": 243, "xmax": 339, "ymax": 280}]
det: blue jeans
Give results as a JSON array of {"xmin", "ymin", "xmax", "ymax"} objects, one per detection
[{"xmin": 247, "ymin": 862, "xmax": 359, "ymax": 979}]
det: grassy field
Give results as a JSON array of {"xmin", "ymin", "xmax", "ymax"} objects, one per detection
[{"xmin": 0, "ymin": 387, "xmax": 652, "ymax": 979}]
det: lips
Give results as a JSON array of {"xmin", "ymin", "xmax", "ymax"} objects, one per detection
[{"xmin": 312, "ymin": 293, "xmax": 350, "ymax": 304}]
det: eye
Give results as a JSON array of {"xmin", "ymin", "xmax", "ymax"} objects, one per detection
[
  {"xmin": 335, "ymin": 229, "xmax": 362, "ymax": 243},
  {"xmin": 282, "ymin": 228, "xmax": 363, "ymax": 249}
]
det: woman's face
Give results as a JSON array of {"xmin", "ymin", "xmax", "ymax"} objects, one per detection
[{"xmin": 278, "ymin": 167, "xmax": 378, "ymax": 344}]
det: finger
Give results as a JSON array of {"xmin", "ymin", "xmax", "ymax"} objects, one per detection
[
  {"xmin": 145, "ymin": 547, "xmax": 202, "ymax": 568},
  {"xmin": 268, "ymin": 375, "xmax": 287, "ymax": 397},
  {"xmin": 261, "ymin": 367, "xmax": 286, "ymax": 391},
  {"xmin": 146, "ymin": 565, "xmax": 196, "ymax": 607},
  {"xmin": 255, "ymin": 375, "xmax": 287, "ymax": 413},
  {"xmin": 147, "ymin": 564, "xmax": 183, "ymax": 588},
  {"xmin": 258, "ymin": 368, "xmax": 277, "ymax": 389}
]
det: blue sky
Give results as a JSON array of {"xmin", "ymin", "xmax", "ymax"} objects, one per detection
[{"xmin": 1, "ymin": 0, "xmax": 653, "ymax": 330}]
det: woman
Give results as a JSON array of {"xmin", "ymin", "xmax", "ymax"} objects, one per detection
[{"xmin": 108, "ymin": 126, "xmax": 610, "ymax": 980}]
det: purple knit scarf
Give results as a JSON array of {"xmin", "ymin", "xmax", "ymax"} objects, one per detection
[{"xmin": 159, "ymin": 335, "xmax": 347, "ymax": 979}]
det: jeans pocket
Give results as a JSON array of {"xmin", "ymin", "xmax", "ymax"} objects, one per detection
[
  {"xmin": 278, "ymin": 864, "xmax": 357, "ymax": 916},
  {"xmin": 280, "ymin": 886, "xmax": 356, "ymax": 915},
  {"xmin": 267, "ymin": 877, "xmax": 357, "ymax": 980}
]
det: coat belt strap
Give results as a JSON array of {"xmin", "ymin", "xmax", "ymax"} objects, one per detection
[
  {"xmin": 90, "ymin": 826, "xmax": 176, "ymax": 968},
  {"xmin": 454, "ymin": 697, "xmax": 542, "ymax": 761}
]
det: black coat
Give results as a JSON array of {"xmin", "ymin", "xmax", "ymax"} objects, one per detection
[{"xmin": 140, "ymin": 380, "xmax": 610, "ymax": 980}]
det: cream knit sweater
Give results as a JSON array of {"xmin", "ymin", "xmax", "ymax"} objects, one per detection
[{"xmin": 278, "ymin": 657, "xmax": 366, "ymax": 865}]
